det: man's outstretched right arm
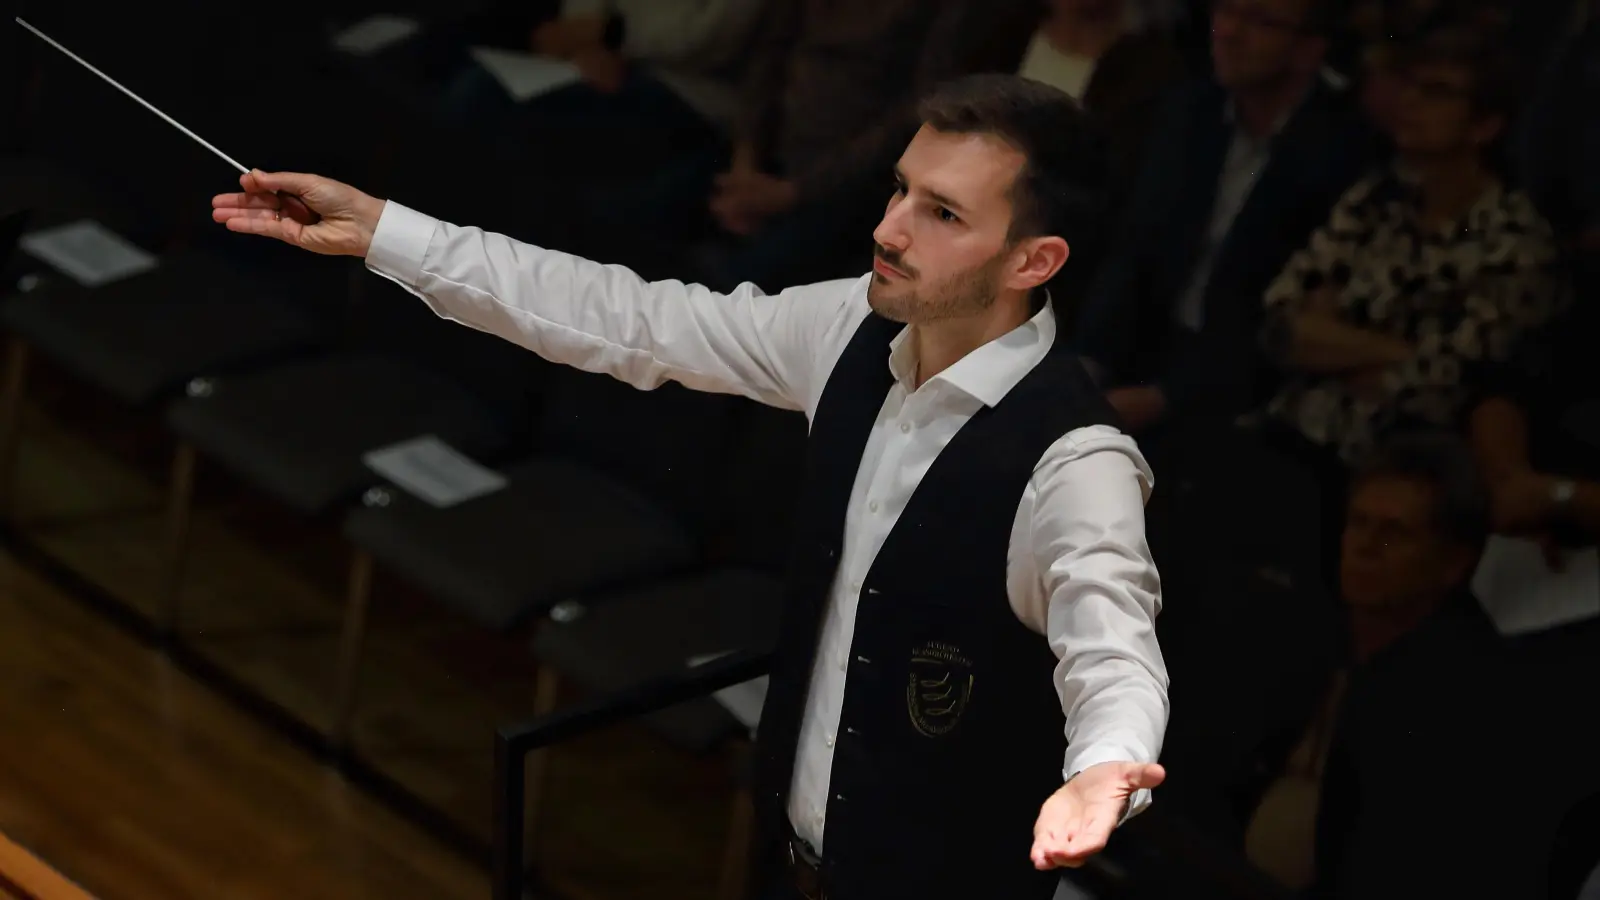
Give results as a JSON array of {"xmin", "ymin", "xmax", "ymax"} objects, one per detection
[{"xmin": 213, "ymin": 170, "xmax": 860, "ymax": 412}]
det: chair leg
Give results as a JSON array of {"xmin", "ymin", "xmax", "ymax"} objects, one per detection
[
  {"xmin": 157, "ymin": 441, "xmax": 198, "ymax": 638},
  {"xmin": 331, "ymin": 548, "xmax": 376, "ymax": 749},
  {"xmin": 523, "ymin": 664, "xmax": 563, "ymax": 861},
  {"xmin": 0, "ymin": 337, "xmax": 31, "ymax": 522},
  {"xmin": 717, "ymin": 772, "xmax": 756, "ymax": 900}
]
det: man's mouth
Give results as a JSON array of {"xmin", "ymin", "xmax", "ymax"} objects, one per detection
[{"xmin": 873, "ymin": 257, "xmax": 908, "ymax": 279}]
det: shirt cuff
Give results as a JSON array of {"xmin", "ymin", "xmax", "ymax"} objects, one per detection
[
  {"xmin": 364, "ymin": 200, "xmax": 437, "ymax": 289},
  {"xmin": 1065, "ymin": 745, "xmax": 1155, "ymax": 825}
]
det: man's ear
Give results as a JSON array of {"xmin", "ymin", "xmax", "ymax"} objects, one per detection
[{"xmin": 1006, "ymin": 236, "xmax": 1070, "ymax": 292}]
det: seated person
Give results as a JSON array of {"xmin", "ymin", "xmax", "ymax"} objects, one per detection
[
  {"xmin": 1257, "ymin": 27, "xmax": 1569, "ymax": 501},
  {"xmin": 1250, "ymin": 432, "xmax": 1513, "ymax": 897},
  {"xmin": 1072, "ymin": 0, "xmax": 1375, "ymax": 447},
  {"xmin": 1469, "ymin": 299, "xmax": 1600, "ymax": 624},
  {"xmin": 1015, "ymin": 0, "xmax": 1186, "ymax": 200},
  {"xmin": 1515, "ymin": 0, "xmax": 1600, "ymax": 261},
  {"xmin": 611, "ymin": 0, "xmax": 1047, "ymax": 292},
  {"xmin": 436, "ymin": 0, "xmax": 769, "ymax": 168}
]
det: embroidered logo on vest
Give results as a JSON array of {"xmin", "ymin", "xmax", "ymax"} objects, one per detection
[{"xmin": 906, "ymin": 641, "xmax": 974, "ymax": 737}]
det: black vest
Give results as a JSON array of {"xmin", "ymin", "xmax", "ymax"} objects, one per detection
[{"xmin": 752, "ymin": 310, "xmax": 1120, "ymax": 899}]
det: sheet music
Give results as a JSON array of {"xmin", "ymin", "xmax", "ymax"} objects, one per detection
[
  {"xmin": 19, "ymin": 220, "xmax": 157, "ymax": 287},
  {"xmin": 467, "ymin": 47, "xmax": 581, "ymax": 102},
  {"xmin": 362, "ymin": 435, "xmax": 507, "ymax": 508},
  {"xmin": 1473, "ymin": 535, "xmax": 1600, "ymax": 635}
]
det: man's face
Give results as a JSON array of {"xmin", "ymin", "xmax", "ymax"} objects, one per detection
[
  {"xmin": 1339, "ymin": 476, "xmax": 1474, "ymax": 613},
  {"xmin": 1210, "ymin": 0, "xmax": 1319, "ymax": 91},
  {"xmin": 867, "ymin": 126, "xmax": 1024, "ymax": 325},
  {"xmin": 1389, "ymin": 61, "xmax": 1501, "ymax": 156}
]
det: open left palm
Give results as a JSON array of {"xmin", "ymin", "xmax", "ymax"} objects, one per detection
[{"xmin": 1031, "ymin": 761, "xmax": 1165, "ymax": 869}]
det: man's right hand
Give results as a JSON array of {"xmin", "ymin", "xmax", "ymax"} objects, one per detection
[{"xmin": 212, "ymin": 170, "xmax": 385, "ymax": 258}]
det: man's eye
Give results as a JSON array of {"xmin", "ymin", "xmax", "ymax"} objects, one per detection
[{"xmin": 937, "ymin": 207, "xmax": 958, "ymax": 223}]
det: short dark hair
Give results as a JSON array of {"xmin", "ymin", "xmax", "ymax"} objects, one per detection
[
  {"xmin": 1392, "ymin": 22, "xmax": 1520, "ymax": 120},
  {"xmin": 915, "ymin": 73, "xmax": 1107, "ymax": 247},
  {"xmin": 1351, "ymin": 430, "xmax": 1491, "ymax": 550}
]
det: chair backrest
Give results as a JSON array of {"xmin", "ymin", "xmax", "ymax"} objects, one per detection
[{"xmin": 533, "ymin": 366, "xmax": 740, "ymax": 536}]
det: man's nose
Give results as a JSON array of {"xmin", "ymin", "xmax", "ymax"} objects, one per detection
[{"xmin": 873, "ymin": 205, "xmax": 911, "ymax": 253}]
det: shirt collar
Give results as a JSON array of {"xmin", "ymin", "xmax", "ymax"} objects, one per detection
[{"xmin": 886, "ymin": 297, "xmax": 1058, "ymax": 407}]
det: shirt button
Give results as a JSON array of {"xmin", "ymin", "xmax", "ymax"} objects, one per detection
[
  {"xmin": 900, "ymin": 422, "xmax": 911, "ymax": 433},
  {"xmin": 850, "ymin": 580, "xmax": 861, "ymax": 593},
  {"xmin": 868, "ymin": 500, "xmax": 879, "ymax": 513},
  {"xmin": 825, "ymin": 734, "xmax": 835, "ymax": 748}
]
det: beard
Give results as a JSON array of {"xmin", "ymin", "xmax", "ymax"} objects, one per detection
[{"xmin": 866, "ymin": 248, "xmax": 1005, "ymax": 324}]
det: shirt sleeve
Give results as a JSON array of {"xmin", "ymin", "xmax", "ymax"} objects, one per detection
[
  {"xmin": 364, "ymin": 200, "xmax": 863, "ymax": 413},
  {"xmin": 1028, "ymin": 425, "xmax": 1168, "ymax": 821}
]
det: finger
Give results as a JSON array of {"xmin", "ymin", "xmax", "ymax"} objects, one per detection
[
  {"xmin": 1127, "ymin": 763, "xmax": 1166, "ymax": 791},
  {"xmin": 245, "ymin": 169, "xmax": 323, "ymax": 198},
  {"xmin": 213, "ymin": 192, "xmax": 281, "ymax": 211},
  {"xmin": 213, "ymin": 207, "xmax": 284, "ymax": 223},
  {"xmin": 221, "ymin": 212, "xmax": 296, "ymax": 243}
]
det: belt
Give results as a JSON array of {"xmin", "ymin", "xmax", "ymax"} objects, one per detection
[{"xmin": 786, "ymin": 836, "xmax": 825, "ymax": 900}]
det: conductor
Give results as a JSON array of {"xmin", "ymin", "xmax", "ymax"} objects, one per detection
[{"xmin": 214, "ymin": 73, "xmax": 1169, "ymax": 900}]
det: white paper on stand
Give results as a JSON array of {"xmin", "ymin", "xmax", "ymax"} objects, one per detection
[
  {"xmin": 19, "ymin": 220, "xmax": 157, "ymax": 287},
  {"xmin": 1472, "ymin": 535, "xmax": 1600, "ymax": 635},
  {"xmin": 363, "ymin": 435, "xmax": 508, "ymax": 508},
  {"xmin": 332, "ymin": 15, "xmax": 421, "ymax": 55},
  {"xmin": 467, "ymin": 47, "xmax": 581, "ymax": 102},
  {"xmin": 688, "ymin": 651, "xmax": 769, "ymax": 731}
]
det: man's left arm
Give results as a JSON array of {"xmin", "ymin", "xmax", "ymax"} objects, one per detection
[{"xmin": 1030, "ymin": 426, "xmax": 1169, "ymax": 820}]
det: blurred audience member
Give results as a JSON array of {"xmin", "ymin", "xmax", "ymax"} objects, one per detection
[
  {"xmin": 1309, "ymin": 431, "xmax": 1516, "ymax": 899},
  {"xmin": 1016, "ymin": 0, "xmax": 1185, "ymax": 196},
  {"xmin": 1347, "ymin": 0, "xmax": 1508, "ymax": 135},
  {"xmin": 1258, "ymin": 27, "xmax": 1567, "ymax": 519},
  {"xmin": 1073, "ymin": 0, "xmax": 1374, "ymax": 441},
  {"xmin": 1239, "ymin": 432, "xmax": 1492, "ymax": 892},
  {"xmin": 649, "ymin": 0, "xmax": 1044, "ymax": 291},
  {"xmin": 1470, "ymin": 299, "xmax": 1600, "ymax": 563},
  {"xmin": 437, "ymin": 0, "xmax": 767, "ymax": 158},
  {"xmin": 1515, "ymin": 0, "xmax": 1599, "ymax": 258}
]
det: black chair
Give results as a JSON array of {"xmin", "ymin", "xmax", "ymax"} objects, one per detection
[
  {"xmin": 328, "ymin": 367, "xmax": 741, "ymax": 747},
  {"xmin": 0, "ymin": 234, "xmax": 335, "ymax": 529},
  {"xmin": 491, "ymin": 648, "xmax": 772, "ymax": 900},
  {"xmin": 520, "ymin": 403, "xmax": 805, "ymax": 898},
  {"xmin": 161, "ymin": 271, "xmax": 544, "ymax": 635}
]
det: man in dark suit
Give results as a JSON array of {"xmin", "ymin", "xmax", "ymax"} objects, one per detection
[
  {"xmin": 1072, "ymin": 0, "xmax": 1374, "ymax": 442},
  {"xmin": 1312, "ymin": 431, "xmax": 1516, "ymax": 899}
]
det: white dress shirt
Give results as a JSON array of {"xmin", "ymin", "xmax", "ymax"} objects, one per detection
[{"xmin": 363, "ymin": 201, "xmax": 1170, "ymax": 852}]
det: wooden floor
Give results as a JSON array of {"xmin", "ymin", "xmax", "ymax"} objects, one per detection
[{"xmin": 0, "ymin": 353, "xmax": 739, "ymax": 899}]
